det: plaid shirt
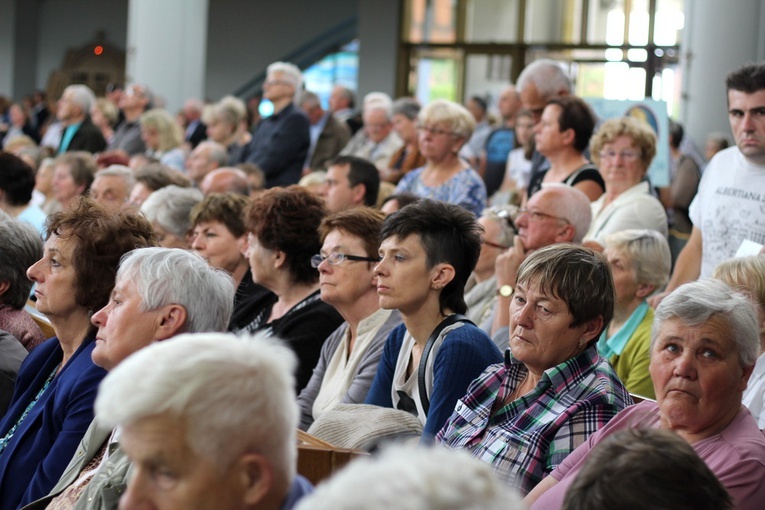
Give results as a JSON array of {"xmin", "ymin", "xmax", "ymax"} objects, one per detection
[{"xmin": 437, "ymin": 345, "xmax": 632, "ymax": 495}]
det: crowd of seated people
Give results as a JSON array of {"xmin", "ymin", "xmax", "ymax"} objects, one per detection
[{"xmin": 0, "ymin": 57, "xmax": 763, "ymax": 510}]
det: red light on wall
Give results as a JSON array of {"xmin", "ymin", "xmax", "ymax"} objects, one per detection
[{"xmin": 94, "ymin": 45, "xmax": 104, "ymax": 56}]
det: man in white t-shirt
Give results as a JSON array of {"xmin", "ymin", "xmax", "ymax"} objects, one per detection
[{"xmin": 651, "ymin": 63, "xmax": 765, "ymax": 306}]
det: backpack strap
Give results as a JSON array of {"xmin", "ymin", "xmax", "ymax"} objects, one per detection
[{"xmin": 417, "ymin": 313, "xmax": 474, "ymax": 416}]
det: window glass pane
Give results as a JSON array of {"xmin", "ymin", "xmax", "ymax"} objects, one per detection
[
  {"xmin": 654, "ymin": 0, "xmax": 685, "ymax": 45},
  {"xmin": 627, "ymin": 0, "xmax": 650, "ymax": 45},
  {"xmin": 464, "ymin": 54, "xmax": 514, "ymax": 109},
  {"xmin": 587, "ymin": 0, "xmax": 625, "ymax": 44},
  {"xmin": 405, "ymin": 0, "xmax": 458, "ymax": 43},
  {"xmin": 464, "ymin": 0, "xmax": 520, "ymax": 43},
  {"xmin": 303, "ymin": 41, "xmax": 359, "ymax": 109},
  {"xmin": 409, "ymin": 49, "xmax": 462, "ymax": 103},
  {"xmin": 525, "ymin": 0, "xmax": 583, "ymax": 44}
]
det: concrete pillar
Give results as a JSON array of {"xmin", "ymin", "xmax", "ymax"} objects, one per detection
[
  {"xmin": 357, "ymin": 0, "xmax": 401, "ymax": 100},
  {"xmin": 681, "ymin": 0, "xmax": 765, "ymax": 146},
  {"xmin": 126, "ymin": 0, "xmax": 208, "ymax": 113}
]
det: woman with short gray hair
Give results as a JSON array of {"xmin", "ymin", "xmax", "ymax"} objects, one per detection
[
  {"xmin": 141, "ymin": 185, "xmax": 203, "ymax": 249},
  {"xmin": 599, "ymin": 229, "xmax": 671, "ymax": 398}
]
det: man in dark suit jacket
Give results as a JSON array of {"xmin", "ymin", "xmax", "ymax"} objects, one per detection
[
  {"xmin": 183, "ymin": 98, "xmax": 207, "ymax": 149},
  {"xmin": 56, "ymin": 85, "xmax": 106, "ymax": 154},
  {"xmin": 299, "ymin": 90, "xmax": 351, "ymax": 172}
]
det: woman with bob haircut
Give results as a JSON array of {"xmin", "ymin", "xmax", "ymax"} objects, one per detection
[
  {"xmin": 0, "ymin": 197, "xmax": 156, "ymax": 509},
  {"xmin": 365, "ymin": 199, "xmax": 502, "ymax": 440},
  {"xmin": 139, "ymin": 108, "xmax": 186, "ymax": 171},
  {"xmin": 600, "ymin": 229, "xmax": 671, "ymax": 398},
  {"xmin": 242, "ymin": 186, "xmax": 343, "ymax": 392},
  {"xmin": 394, "ymin": 99, "xmax": 487, "ymax": 216},
  {"xmin": 527, "ymin": 279, "xmax": 765, "ymax": 510},
  {"xmin": 582, "ymin": 117, "xmax": 667, "ymax": 249},
  {"xmin": 438, "ymin": 244, "xmax": 631, "ymax": 495}
]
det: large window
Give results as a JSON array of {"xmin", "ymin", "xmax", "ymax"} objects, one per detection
[{"xmin": 400, "ymin": 0, "xmax": 684, "ymax": 115}]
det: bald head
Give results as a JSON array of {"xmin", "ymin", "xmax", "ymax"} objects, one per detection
[{"xmin": 199, "ymin": 168, "xmax": 251, "ymax": 196}]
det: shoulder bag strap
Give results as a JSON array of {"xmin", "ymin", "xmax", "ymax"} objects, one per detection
[{"xmin": 417, "ymin": 313, "xmax": 473, "ymax": 416}]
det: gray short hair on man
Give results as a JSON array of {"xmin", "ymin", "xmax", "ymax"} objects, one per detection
[
  {"xmin": 540, "ymin": 183, "xmax": 591, "ymax": 243},
  {"xmin": 199, "ymin": 140, "xmax": 229, "ymax": 167},
  {"xmin": 605, "ymin": 229, "xmax": 671, "ymax": 290},
  {"xmin": 95, "ymin": 332, "xmax": 298, "ymax": 481},
  {"xmin": 63, "ymin": 84, "xmax": 97, "ymax": 116},
  {"xmin": 363, "ymin": 92, "xmax": 393, "ymax": 119},
  {"xmin": 652, "ymin": 279, "xmax": 759, "ymax": 368},
  {"xmin": 391, "ymin": 97, "xmax": 421, "ymax": 121},
  {"xmin": 267, "ymin": 61, "xmax": 303, "ymax": 101},
  {"xmin": 299, "ymin": 90, "xmax": 321, "ymax": 109},
  {"xmin": 516, "ymin": 59, "xmax": 573, "ymax": 99},
  {"xmin": 141, "ymin": 185, "xmax": 204, "ymax": 239},
  {"xmin": 481, "ymin": 205, "xmax": 517, "ymax": 248},
  {"xmin": 96, "ymin": 165, "xmax": 136, "ymax": 190},
  {"xmin": 294, "ymin": 444, "xmax": 523, "ymax": 510},
  {"xmin": 0, "ymin": 218, "xmax": 43, "ymax": 309},
  {"xmin": 117, "ymin": 247, "xmax": 235, "ymax": 333}
]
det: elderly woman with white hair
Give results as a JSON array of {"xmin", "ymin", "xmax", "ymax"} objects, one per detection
[
  {"xmin": 599, "ymin": 229, "xmax": 671, "ymax": 398},
  {"xmin": 141, "ymin": 185, "xmax": 204, "ymax": 249},
  {"xmin": 527, "ymin": 279, "xmax": 765, "ymax": 510},
  {"xmin": 395, "ymin": 99, "xmax": 487, "ymax": 216}
]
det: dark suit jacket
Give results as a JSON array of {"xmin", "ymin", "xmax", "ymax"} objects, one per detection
[
  {"xmin": 308, "ymin": 114, "xmax": 351, "ymax": 171},
  {"xmin": 185, "ymin": 120, "xmax": 207, "ymax": 149},
  {"xmin": 0, "ymin": 335, "xmax": 107, "ymax": 508},
  {"xmin": 61, "ymin": 116, "xmax": 107, "ymax": 154}
]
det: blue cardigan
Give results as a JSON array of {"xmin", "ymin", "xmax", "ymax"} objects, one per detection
[
  {"xmin": 365, "ymin": 322, "xmax": 502, "ymax": 441},
  {"xmin": 0, "ymin": 335, "xmax": 107, "ymax": 509}
]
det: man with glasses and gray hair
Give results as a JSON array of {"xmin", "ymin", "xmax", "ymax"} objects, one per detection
[
  {"xmin": 245, "ymin": 62, "xmax": 310, "ymax": 188},
  {"xmin": 56, "ymin": 85, "xmax": 106, "ymax": 154},
  {"xmin": 108, "ymin": 83, "xmax": 152, "ymax": 156}
]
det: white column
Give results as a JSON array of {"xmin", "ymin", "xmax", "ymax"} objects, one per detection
[
  {"xmin": 126, "ymin": 0, "xmax": 208, "ymax": 113},
  {"xmin": 681, "ymin": 0, "xmax": 765, "ymax": 146}
]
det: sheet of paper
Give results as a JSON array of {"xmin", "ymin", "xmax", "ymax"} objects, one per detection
[{"xmin": 735, "ymin": 239, "xmax": 764, "ymax": 257}]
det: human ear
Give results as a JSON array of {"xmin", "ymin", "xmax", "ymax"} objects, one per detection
[
  {"xmin": 635, "ymin": 283, "xmax": 656, "ymax": 299},
  {"xmin": 431, "ymin": 263, "xmax": 456, "ymax": 290},
  {"xmin": 581, "ymin": 315, "xmax": 605, "ymax": 343},
  {"xmin": 239, "ymin": 453, "xmax": 273, "ymax": 506},
  {"xmin": 156, "ymin": 304, "xmax": 188, "ymax": 340}
]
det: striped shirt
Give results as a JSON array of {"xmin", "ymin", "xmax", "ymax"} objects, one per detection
[{"xmin": 437, "ymin": 345, "xmax": 632, "ymax": 495}]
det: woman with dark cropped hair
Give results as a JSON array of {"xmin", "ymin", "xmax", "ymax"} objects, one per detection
[
  {"xmin": 365, "ymin": 199, "xmax": 502, "ymax": 440},
  {"xmin": 241, "ymin": 185, "xmax": 343, "ymax": 392},
  {"xmin": 0, "ymin": 197, "xmax": 156, "ymax": 509}
]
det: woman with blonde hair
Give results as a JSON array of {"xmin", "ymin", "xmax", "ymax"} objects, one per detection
[
  {"xmin": 582, "ymin": 117, "xmax": 667, "ymax": 250},
  {"xmin": 139, "ymin": 108, "xmax": 185, "ymax": 170},
  {"xmin": 394, "ymin": 99, "xmax": 486, "ymax": 216},
  {"xmin": 713, "ymin": 255, "xmax": 765, "ymax": 428}
]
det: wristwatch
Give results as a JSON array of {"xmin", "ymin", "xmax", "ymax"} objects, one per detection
[{"xmin": 497, "ymin": 284, "xmax": 513, "ymax": 297}]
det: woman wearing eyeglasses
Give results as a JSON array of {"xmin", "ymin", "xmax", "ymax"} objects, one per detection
[
  {"xmin": 394, "ymin": 99, "xmax": 487, "ymax": 216},
  {"xmin": 297, "ymin": 208, "xmax": 403, "ymax": 430},
  {"xmin": 242, "ymin": 185, "xmax": 343, "ymax": 392},
  {"xmin": 583, "ymin": 117, "xmax": 668, "ymax": 250}
]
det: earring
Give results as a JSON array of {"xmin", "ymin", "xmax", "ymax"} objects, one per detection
[{"xmin": 577, "ymin": 337, "xmax": 587, "ymax": 350}]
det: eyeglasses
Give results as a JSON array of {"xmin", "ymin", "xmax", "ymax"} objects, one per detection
[
  {"xmin": 482, "ymin": 239, "xmax": 509, "ymax": 250},
  {"xmin": 599, "ymin": 150, "xmax": 641, "ymax": 162},
  {"xmin": 311, "ymin": 252, "xmax": 380, "ymax": 268},
  {"xmin": 416, "ymin": 124, "xmax": 457, "ymax": 137},
  {"xmin": 487, "ymin": 206, "xmax": 519, "ymax": 236},
  {"xmin": 517, "ymin": 208, "xmax": 570, "ymax": 224}
]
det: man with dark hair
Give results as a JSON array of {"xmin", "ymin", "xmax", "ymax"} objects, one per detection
[
  {"xmin": 320, "ymin": 155, "xmax": 380, "ymax": 212},
  {"xmin": 652, "ymin": 62, "xmax": 765, "ymax": 305},
  {"xmin": 0, "ymin": 152, "xmax": 46, "ymax": 234}
]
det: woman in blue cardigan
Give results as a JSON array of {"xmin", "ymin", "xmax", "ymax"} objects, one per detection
[
  {"xmin": 0, "ymin": 197, "xmax": 156, "ymax": 509},
  {"xmin": 366, "ymin": 199, "xmax": 502, "ymax": 441}
]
